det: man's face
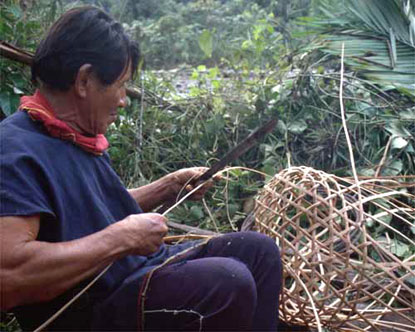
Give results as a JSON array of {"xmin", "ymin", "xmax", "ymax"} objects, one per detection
[{"xmin": 80, "ymin": 65, "xmax": 131, "ymax": 135}]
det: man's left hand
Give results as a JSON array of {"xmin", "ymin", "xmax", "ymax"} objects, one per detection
[
  {"xmin": 165, "ymin": 167, "xmax": 219, "ymax": 201},
  {"xmin": 128, "ymin": 167, "xmax": 221, "ymax": 212}
]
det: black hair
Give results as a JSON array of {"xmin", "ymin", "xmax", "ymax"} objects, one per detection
[{"xmin": 32, "ymin": 6, "xmax": 140, "ymax": 90}]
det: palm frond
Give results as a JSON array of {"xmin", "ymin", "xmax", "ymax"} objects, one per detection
[
  {"xmin": 349, "ymin": 0, "xmax": 414, "ymax": 47},
  {"xmin": 307, "ymin": 0, "xmax": 415, "ymax": 97}
]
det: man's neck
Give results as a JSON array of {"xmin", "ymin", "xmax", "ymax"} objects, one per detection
[{"xmin": 38, "ymin": 86, "xmax": 86, "ymax": 134}]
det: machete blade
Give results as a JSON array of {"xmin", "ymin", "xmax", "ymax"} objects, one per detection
[
  {"xmin": 158, "ymin": 117, "xmax": 277, "ymax": 214},
  {"xmin": 198, "ymin": 117, "xmax": 278, "ymax": 182}
]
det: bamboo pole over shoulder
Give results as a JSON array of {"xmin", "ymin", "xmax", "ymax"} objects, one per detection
[{"xmin": 0, "ymin": 41, "xmax": 33, "ymax": 65}]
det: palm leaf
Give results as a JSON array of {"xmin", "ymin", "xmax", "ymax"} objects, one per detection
[
  {"xmin": 349, "ymin": 0, "xmax": 414, "ymax": 47},
  {"xmin": 309, "ymin": 0, "xmax": 415, "ymax": 97}
]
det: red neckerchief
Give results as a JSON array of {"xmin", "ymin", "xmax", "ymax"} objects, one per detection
[{"xmin": 19, "ymin": 90, "xmax": 109, "ymax": 156}]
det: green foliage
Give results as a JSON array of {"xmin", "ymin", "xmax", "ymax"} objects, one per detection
[
  {"xmin": 0, "ymin": 1, "xmax": 36, "ymax": 117},
  {"xmin": 123, "ymin": 0, "xmax": 272, "ymax": 68},
  {"xmin": 302, "ymin": 0, "xmax": 415, "ymax": 96},
  {"xmin": 1, "ymin": 0, "xmax": 413, "ymax": 227},
  {"xmin": 1, "ymin": 0, "xmax": 414, "ymax": 329},
  {"xmin": 109, "ymin": 0, "xmax": 415, "ymax": 232},
  {"xmin": 0, "ymin": 313, "xmax": 20, "ymax": 332},
  {"xmin": 0, "ymin": 0, "xmax": 74, "ymax": 117},
  {"xmin": 198, "ymin": 29, "xmax": 213, "ymax": 58}
]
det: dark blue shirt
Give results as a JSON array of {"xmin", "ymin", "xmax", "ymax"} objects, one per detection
[{"xmin": 0, "ymin": 111, "xmax": 189, "ymax": 330}]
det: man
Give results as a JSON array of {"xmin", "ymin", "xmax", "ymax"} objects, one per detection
[{"xmin": 0, "ymin": 6, "xmax": 282, "ymax": 331}]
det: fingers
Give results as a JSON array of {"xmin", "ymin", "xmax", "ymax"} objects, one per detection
[
  {"xmin": 173, "ymin": 167, "xmax": 223, "ymax": 184},
  {"xmin": 117, "ymin": 213, "xmax": 169, "ymax": 256},
  {"xmin": 145, "ymin": 212, "xmax": 168, "ymax": 223},
  {"xmin": 185, "ymin": 179, "xmax": 214, "ymax": 191},
  {"xmin": 168, "ymin": 167, "xmax": 223, "ymax": 201},
  {"xmin": 185, "ymin": 179, "xmax": 215, "ymax": 201},
  {"xmin": 145, "ymin": 213, "xmax": 169, "ymax": 234},
  {"xmin": 185, "ymin": 167, "xmax": 223, "ymax": 183},
  {"xmin": 186, "ymin": 168, "xmax": 223, "ymax": 198},
  {"xmin": 212, "ymin": 173, "xmax": 223, "ymax": 181}
]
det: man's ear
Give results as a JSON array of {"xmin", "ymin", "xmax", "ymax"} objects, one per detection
[{"xmin": 74, "ymin": 64, "xmax": 93, "ymax": 98}]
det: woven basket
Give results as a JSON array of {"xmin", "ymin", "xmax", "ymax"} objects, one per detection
[{"xmin": 254, "ymin": 166, "xmax": 415, "ymax": 332}]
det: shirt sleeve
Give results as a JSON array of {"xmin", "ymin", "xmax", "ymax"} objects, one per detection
[{"xmin": 0, "ymin": 151, "xmax": 55, "ymax": 218}]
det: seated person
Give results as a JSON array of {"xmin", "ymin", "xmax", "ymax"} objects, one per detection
[{"xmin": 0, "ymin": 6, "xmax": 282, "ymax": 331}]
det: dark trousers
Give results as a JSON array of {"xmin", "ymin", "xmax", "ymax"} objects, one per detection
[{"xmin": 144, "ymin": 232, "xmax": 282, "ymax": 331}]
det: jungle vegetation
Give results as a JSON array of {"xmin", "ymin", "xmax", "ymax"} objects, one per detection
[
  {"xmin": 1, "ymin": 0, "xmax": 414, "ymax": 231},
  {"xmin": 1, "ymin": 0, "xmax": 414, "ymax": 330},
  {"xmin": 1, "ymin": 0, "xmax": 414, "ymax": 234}
]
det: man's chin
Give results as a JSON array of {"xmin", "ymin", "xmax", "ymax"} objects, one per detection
[
  {"xmin": 96, "ymin": 127, "xmax": 108, "ymax": 135},
  {"xmin": 91, "ymin": 123, "xmax": 108, "ymax": 135}
]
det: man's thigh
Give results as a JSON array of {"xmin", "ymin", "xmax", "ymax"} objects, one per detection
[{"xmin": 144, "ymin": 256, "xmax": 257, "ymax": 331}]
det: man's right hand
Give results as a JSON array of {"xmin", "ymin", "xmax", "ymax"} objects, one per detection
[
  {"xmin": 0, "ymin": 213, "xmax": 168, "ymax": 310},
  {"xmin": 111, "ymin": 213, "xmax": 168, "ymax": 256}
]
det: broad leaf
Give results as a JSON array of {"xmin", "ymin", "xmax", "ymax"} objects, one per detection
[
  {"xmin": 0, "ymin": 91, "xmax": 12, "ymax": 116},
  {"xmin": 391, "ymin": 136, "xmax": 409, "ymax": 149},
  {"xmin": 198, "ymin": 29, "xmax": 213, "ymax": 58},
  {"xmin": 287, "ymin": 120, "xmax": 307, "ymax": 134}
]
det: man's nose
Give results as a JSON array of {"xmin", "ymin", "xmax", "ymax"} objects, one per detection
[{"xmin": 118, "ymin": 89, "xmax": 127, "ymax": 108}]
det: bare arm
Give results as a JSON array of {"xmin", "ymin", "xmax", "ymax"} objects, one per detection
[
  {"xmin": 128, "ymin": 175, "xmax": 175, "ymax": 212},
  {"xmin": 0, "ymin": 213, "xmax": 167, "ymax": 310}
]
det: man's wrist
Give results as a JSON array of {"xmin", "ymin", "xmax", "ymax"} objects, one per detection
[
  {"xmin": 104, "ymin": 222, "xmax": 132, "ymax": 258},
  {"xmin": 160, "ymin": 173, "xmax": 177, "ymax": 201},
  {"xmin": 127, "ymin": 173, "xmax": 177, "ymax": 211}
]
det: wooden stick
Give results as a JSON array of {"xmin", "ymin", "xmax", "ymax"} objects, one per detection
[
  {"xmin": 0, "ymin": 41, "xmax": 33, "ymax": 65},
  {"xmin": 164, "ymin": 234, "xmax": 212, "ymax": 244},
  {"xmin": 339, "ymin": 42, "xmax": 364, "ymax": 223},
  {"xmin": 374, "ymin": 136, "xmax": 393, "ymax": 178},
  {"xmin": 167, "ymin": 220, "xmax": 218, "ymax": 236}
]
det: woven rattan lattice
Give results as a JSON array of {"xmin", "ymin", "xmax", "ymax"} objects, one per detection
[{"xmin": 254, "ymin": 166, "xmax": 415, "ymax": 332}]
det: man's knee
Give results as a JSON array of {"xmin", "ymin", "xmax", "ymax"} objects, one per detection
[
  {"xmin": 196, "ymin": 257, "xmax": 257, "ymax": 330},
  {"xmin": 184, "ymin": 257, "xmax": 257, "ymax": 311},
  {"xmin": 147, "ymin": 256, "xmax": 257, "ymax": 308},
  {"xmin": 232, "ymin": 231, "xmax": 282, "ymax": 268},
  {"xmin": 210, "ymin": 257, "xmax": 257, "ymax": 300},
  {"xmin": 240, "ymin": 231, "xmax": 279, "ymax": 252}
]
